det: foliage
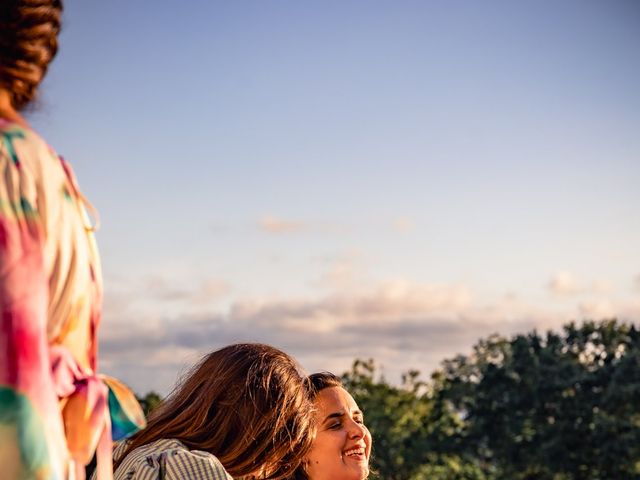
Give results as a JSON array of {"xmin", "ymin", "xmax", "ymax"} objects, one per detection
[
  {"xmin": 342, "ymin": 359, "xmax": 487, "ymax": 479},
  {"xmin": 136, "ymin": 391, "xmax": 163, "ymax": 417},
  {"xmin": 342, "ymin": 320, "xmax": 640, "ymax": 480}
]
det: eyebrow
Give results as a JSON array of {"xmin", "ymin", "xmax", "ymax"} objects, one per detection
[
  {"xmin": 322, "ymin": 410, "xmax": 364, "ymax": 425},
  {"xmin": 322, "ymin": 412, "xmax": 344, "ymax": 424}
]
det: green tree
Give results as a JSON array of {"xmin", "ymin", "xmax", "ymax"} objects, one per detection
[
  {"xmin": 436, "ymin": 319, "xmax": 640, "ymax": 479},
  {"xmin": 137, "ymin": 391, "xmax": 163, "ymax": 417},
  {"xmin": 341, "ymin": 359, "xmax": 488, "ymax": 479},
  {"xmin": 341, "ymin": 320, "xmax": 640, "ymax": 479}
]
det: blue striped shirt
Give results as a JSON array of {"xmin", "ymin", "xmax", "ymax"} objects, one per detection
[{"xmin": 110, "ymin": 439, "xmax": 233, "ymax": 480}]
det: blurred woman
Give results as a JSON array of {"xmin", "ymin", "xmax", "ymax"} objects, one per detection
[
  {"xmin": 291, "ymin": 373, "xmax": 372, "ymax": 480},
  {"xmin": 0, "ymin": 2, "xmax": 144, "ymax": 478},
  {"xmin": 110, "ymin": 343, "xmax": 315, "ymax": 480}
]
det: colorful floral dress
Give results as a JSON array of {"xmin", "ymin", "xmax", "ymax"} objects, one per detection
[{"xmin": 0, "ymin": 119, "xmax": 145, "ymax": 480}]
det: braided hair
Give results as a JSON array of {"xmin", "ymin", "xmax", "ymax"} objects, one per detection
[{"xmin": 0, "ymin": 0, "xmax": 63, "ymax": 110}]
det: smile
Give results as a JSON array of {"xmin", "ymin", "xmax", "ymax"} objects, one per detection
[{"xmin": 343, "ymin": 447, "xmax": 366, "ymax": 459}]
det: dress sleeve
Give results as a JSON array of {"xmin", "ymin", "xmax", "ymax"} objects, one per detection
[{"xmin": 0, "ymin": 125, "xmax": 68, "ymax": 478}]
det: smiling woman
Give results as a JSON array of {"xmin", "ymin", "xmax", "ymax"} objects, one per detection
[{"xmin": 291, "ymin": 372, "xmax": 372, "ymax": 480}]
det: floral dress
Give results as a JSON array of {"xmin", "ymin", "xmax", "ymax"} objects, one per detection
[{"xmin": 0, "ymin": 119, "xmax": 145, "ymax": 480}]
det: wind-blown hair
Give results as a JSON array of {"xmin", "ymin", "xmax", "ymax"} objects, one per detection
[
  {"xmin": 116, "ymin": 343, "xmax": 315, "ymax": 479},
  {"xmin": 0, "ymin": 0, "xmax": 63, "ymax": 110}
]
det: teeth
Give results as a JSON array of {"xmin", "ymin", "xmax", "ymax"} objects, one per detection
[{"xmin": 344, "ymin": 448, "xmax": 364, "ymax": 457}]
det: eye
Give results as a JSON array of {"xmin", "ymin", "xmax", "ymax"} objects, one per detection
[
  {"xmin": 354, "ymin": 416, "xmax": 365, "ymax": 425},
  {"xmin": 328, "ymin": 421, "xmax": 342, "ymax": 430}
]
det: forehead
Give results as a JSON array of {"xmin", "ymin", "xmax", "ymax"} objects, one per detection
[{"xmin": 315, "ymin": 387, "xmax": 360, "ymax": 414}]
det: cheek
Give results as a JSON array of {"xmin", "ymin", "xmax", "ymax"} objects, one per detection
[{"xmin": 306, "ymin": 433, "xmax": 345, "ymax": 470}]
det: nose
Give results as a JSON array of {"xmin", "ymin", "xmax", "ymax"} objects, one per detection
[{"xmin": 348, "ymin": 421, "xmax": 366, "ymax": 439}]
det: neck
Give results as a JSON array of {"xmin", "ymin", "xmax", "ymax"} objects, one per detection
[{"xmin": 0, "ymin": 90, "xmax": 28, "ymax": 128}]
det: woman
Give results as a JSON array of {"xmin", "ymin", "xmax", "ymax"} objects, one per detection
[
  {"xmin": 0, "ymin": 2, "xmax": 144, "ymax": 479},
  {"xmin": 110, "ymin": 343, "xmax": 315, "ymax": 480},
  {"xmin": 292, "ymin": 373, "xmax": 372, "ymax": 480}
]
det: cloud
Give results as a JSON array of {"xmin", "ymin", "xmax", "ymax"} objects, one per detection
[
  {"xmin": 392, "ymin": 216, "xmax": 415, "ymax": 233},
  {"xmin": 548, "ymin": 272, "xmax": 614, "ymax": 297},
  {"xmin": 192, "ymin": 280, "xmax": 232, "ymax": 304},
  {"xmin": 579, "ymin": 299, "xmax": 616, "ymax": 319},
  {"xmin": 98, "ymin": 273, "xmax": 640, "ymax": 396},
  {"xmin": 136, "ymin": 275, "xmax": 231, "ymax": 305},
  {"xmin": 634, "ymin": 275, "xmax": 640, "ymax": 292},
  {"xmin": 97, "ymin": 279, "xmax": 545, "ymax": 394},
  {"xmin": 316, "ymin": 251, "xmax": 366, "ymax": 291},
  {"xmin": 258, "ymin": 215, "xmax": 305, "ymax": 234},
  {"xmin": 549, "ymin": 271, "xmax": 580, "ymax": 296},
  {"xmin": 99, "ymin": 280, "xmax": 470, "ymax": 393}
]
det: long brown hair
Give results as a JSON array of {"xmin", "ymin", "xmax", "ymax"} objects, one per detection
[
  {"xmin": 117, "ymin": 343, "xmax": 315, "ymax": 479},
  {"xmin": 0, "ymin": 0, "xmax": 63, "ymax": 110},
  {"xmin": 290, "ymin": 372, "xmax": 343, "ymax": 480}
]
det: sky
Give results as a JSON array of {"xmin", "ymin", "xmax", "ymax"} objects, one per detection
[{"xmin": 29, "ymin": 0, "xmax": 640, "ymax": 395}]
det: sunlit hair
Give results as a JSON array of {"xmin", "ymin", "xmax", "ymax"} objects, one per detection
[
  {"xmin": 307, "ymin": 371, "xmax": 343, "ymax": 396},
  {"xmin": 290, "ymin": 372, "xmax": 344, "ymax": 480},
  {"xmin": 0, "ymin": 0, "xmax": 63, "ymax": 110},
  {"xmin": 116, "ymin": 343, "xmax": 315, "ymax": 479}
]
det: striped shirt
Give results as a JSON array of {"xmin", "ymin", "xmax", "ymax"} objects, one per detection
[{"xmin": 110, "ymin": 439, "xmax": 233, "ymax": 480}]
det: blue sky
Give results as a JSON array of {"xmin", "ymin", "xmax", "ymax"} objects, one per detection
[{"xmin": 29, "ymin": 1, "xmax": 640, "ymax": 394}]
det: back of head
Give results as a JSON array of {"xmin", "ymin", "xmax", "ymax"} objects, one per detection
[
  {"xmin": 121, "ymin": 343, "xmax": 314, "ymax": 479},
  {"xmin": 0, "ymin": 0, "xmax": 63, "ymax": 110}
]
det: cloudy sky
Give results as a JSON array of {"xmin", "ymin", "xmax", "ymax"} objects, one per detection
[{"xmin": 30, "ymin": 1, "xmax": 639, "ymax": 395}]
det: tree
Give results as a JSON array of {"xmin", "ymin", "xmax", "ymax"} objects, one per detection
[
  {"xmin": 341, "ymin": 359, "xmax": 488, "ymax": 479},
  {"xmin": 340, "ymin": 320, "xmax": 640, "ymax": 479},
  {"xmin": 435, "ymin": 320, "xmax": 640, "ymax": 479},
  {"xmin": 136, "ymin": 391, "xmax": 163, "ymax": 417}
]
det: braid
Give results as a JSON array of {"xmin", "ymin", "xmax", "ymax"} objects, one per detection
[{"xmin": 0, "ymin": 0, "xmax": 63, "ymax": 110}]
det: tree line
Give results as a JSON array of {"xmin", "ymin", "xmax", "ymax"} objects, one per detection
[{"xmin": 139, "ymin": 319, "xmax": 640, "ymax": 479}]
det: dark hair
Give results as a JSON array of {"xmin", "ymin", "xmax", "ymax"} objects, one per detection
[
  {"xmin": 116, "ymin": 343, "xmax": 315, "ymax": 479},
  {"xmin": 0, "ymin": 0, "xmax": 63, "ymax": 110},
  {"xmin": 290, "ymin": 372, "xmax": 343, "ymax": 480},
  {"xmin": 307, "ymin": 371, "xmax": 342, "ymax": 396}
]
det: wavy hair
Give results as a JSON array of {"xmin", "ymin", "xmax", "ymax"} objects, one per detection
[
  {"xmin": 116, "ymin": 343, "xmax": 315, "ymax": 479},
  {"xmin": 0, "ymin": 0, "xmax": 63, "ymax": 110}
]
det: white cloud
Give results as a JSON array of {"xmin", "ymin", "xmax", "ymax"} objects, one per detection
[
  {"xmin": 258, "ymin": 215, "xmax": 305, "ymax": 234},
  {"xmin": 192, "ymin": 280, "xmax": 232, "ymax": 304},
  {"xmin": 392, "ymin": 216, "xmax": 415, "ymax": 233},
  {"xmin": 98, "ymin": 276, "xmax": 640, "ymax": 396},
  {"xmin": 579, "ymin": 299, "xmax": 616, "ymax": 319},
  {"xmin": 548, "ymin": 272, "xmax": 614, "ymax": 297},
  {"xmin": 316, "ymin": 251, "xmax": 367, "ymax": 291},
  {"xmin": 549, "ymin": 271, "xmax": 580, "ymax": 296},
  {"xmin": 121, "ymin": 275, "xmax": 231, "ymax": 306}
]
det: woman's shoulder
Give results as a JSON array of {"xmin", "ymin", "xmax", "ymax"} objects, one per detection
[
  {"xmin": 114, "ymin": 439, "xmax": 233, "ymax": 480},
  {"xmin": 0, "ymin": 119, "xmax": 57, "ymax": 168},
  {"xmin": 0, "ymin": 119, "xmax": 64, "ymax": 204}
]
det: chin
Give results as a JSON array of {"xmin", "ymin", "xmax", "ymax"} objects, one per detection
[{"xmin": 349, "ymin": 465, "xmax": 369, "ymax": 480}]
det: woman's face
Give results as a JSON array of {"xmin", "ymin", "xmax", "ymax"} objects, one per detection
[{"xmin": 304, "ymin": 386, "xmax": 372, "ymax": 480}]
